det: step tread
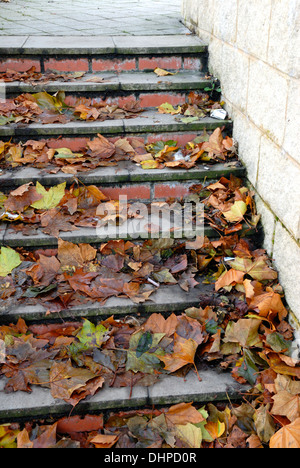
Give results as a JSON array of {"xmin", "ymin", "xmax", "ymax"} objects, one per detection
[
  {"xmin": 0, "ymin": 161, "xmax": 245, "ymax": 189},
  {"xmin": 0, "ymin": 111, "xmax": 231, "ymax": 137},
  {"xmin": 1, "ymin": 222, "xmax": 216, "ymax": 248},
  {"xmin": 1, "ymin": 279, "xmax": 214, "ymax": 322},
  {"xmin": 1, "ymin": 35, "xmax": 207, "ymax": 56},
  {"xmin": 5, "ymin": 71, "xmax": 211, "ymax": 94},
  {"xmin": 0, "ymin": 368, "xmax": 245, "ymax": 420}
]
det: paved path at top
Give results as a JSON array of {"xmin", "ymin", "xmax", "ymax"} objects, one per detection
[{"xmin": 0, "ymin": 0, "xmax": 187, "ymax": 36}]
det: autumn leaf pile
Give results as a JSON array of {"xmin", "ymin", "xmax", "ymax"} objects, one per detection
[
  {"xmin": 0, "ymin": 172, "xmax": 257, "ymax": 240},
  {"xmin": 0, "ymin": 78, "xmax": 298, "ymax": 448},
  {"xmin": 0, "ymin": 227, "xmax": 299, "ymax": 447},
  {"xmin": 0, "ymin": 91, "xmax": 143, "ymax": 126},
  {"xmin": 0, "ymin": 127, "xmax": 237, "ymax": 175},
  {"xmin": 157, "ymin": 91, "xmax": 224, "ymax": 124},
  {"xmin": 0, "ymin": 66, "xmax": 86, "ymax": 84}
]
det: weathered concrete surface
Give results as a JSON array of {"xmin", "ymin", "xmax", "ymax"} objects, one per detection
[
  {"xmin": 0, "ymin": 0, "xmax": 187, "ymax": 37},
  {"xmin": 0, "ymin": 161, "xmax": 245, "ymax": 190},
  {"xmin": 0, "ymin": 281, "xmax": 215, "ymax": 322},
  {"xmin": 0, "ymin": 368, "xmax": 247, "ymax": 420},
  {"xmin": 0, "ymin": 111, "xmax": 232, "ymax": 139}
]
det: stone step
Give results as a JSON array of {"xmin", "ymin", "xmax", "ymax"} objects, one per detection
[
  {"xmin": 0, "ymin": 110, "xmax": 232, "ymax": 139},
  {"xmin": 0, "ymin": 280, "xmax": 214, "ymax": 323},
  {"xmin": 4, "ymin": 71, "xmax": 212, "ymax": 101},
  {"xmin": 0, "ymin": 35, "xmax": 208, "ymax": 74},
  {"xmin": 1, "ymin": 223, "xmax": 222, "ymax": 249},
  {"xmin": 0, "ymin": 160, "xmax": 245, "ymax": 192},
  {"xmin": 0, "ymin": 367, "xmax": 246, "ymax": 421}
]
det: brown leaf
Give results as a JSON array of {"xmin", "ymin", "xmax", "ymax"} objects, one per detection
[
  {"xmin": 164, "ymin": 402, "xmax": 205, "ymax": 426},
  {"xmin": 143, "ymin": 313, "xmax": 178, "ymax": 337},
  {"xmin": 27, "ymin": 254, "xmax": 60, "ymax": 286},
  {"xmin": 215, "ymin": 269, "xmax": 245, "ymax": 291},
  {"xmin": 87, "ymin": 134, "xmax": 116, "ymax": 159},
  {"xmin": 159, "ymin": 334, "xmax": 198, "ymax": 373},
  {"xmin": 5, "ymin": 183, "xmax": 43, "ymax": 212}
]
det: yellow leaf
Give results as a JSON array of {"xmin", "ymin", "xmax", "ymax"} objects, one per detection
[
  {"xmin": 175, "ymin": 423, "xmax": 202, "ymax": 448},
  {"xmin": 31, "ymin": 182, "xmax": 66, "ymax": 210},
  {"xmin": 204, "ymin": 420, "xmax": 226, "ymax": 440},
  {"xmin": 154, "ymin": 67, "xmax": 176, "ymax": 77},
  {"xmin": 223, "ymin": 201, "xmax": 247, "ymax": 223}
]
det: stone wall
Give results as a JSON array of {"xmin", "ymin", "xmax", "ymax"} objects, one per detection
[{"xmin": 182, "ymin": 0, "xmax": 300, "ymax": 325}]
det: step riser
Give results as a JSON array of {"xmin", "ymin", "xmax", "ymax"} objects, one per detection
[
  {"xmin": 0, "ymin": 53, "xmax": 207, "ymax": 74},
  {"xmin": 5, "ymin": 90, "xmax": 205, "ymax": 108}
]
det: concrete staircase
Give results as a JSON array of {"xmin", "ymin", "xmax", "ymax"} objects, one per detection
[{"xmin": 0, "ymin": 35, "xmax": 251, "ymax": 422}]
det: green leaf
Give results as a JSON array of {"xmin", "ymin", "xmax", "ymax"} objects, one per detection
[
  {"xmin": 23, "ymin": 283, "xmax": 57, "ymax": 298},
  {"xmin": 126, "ymin": 330, "xmax": 165, "ymax": 374},
  {"xmin": 30, "ymin": 182, "xmax": 66, "ymax": 210},
  {"xmin": 32, "ymin": 91, "xmax": 66, "ymax": 111},
  {"xmin": 136, "ymin": 331, "xmax": 153, "ymax": 358},
  {"xmin": 0, "ymin": 247, "xmax": 22, "ymax": 277},
  {"xmin": 54, "ymin": 148, "xmax": 83, "ymax": 159},
  {"xmin": 181, "ymin": 116, "xmax": 199, "ymax": 124},
  {"xmin": 153, "ymin": 269, "xmax": 177, "ymax": 284},
  {"xmin": 69, "ymin": 319, "xmax": 109, "ymax": 356},
  {"xmin": 77, "ymin": 319, "xmax": 108, "ymax": 348},
  {"xmin": 0, "ymin": 115, "xmax": 16, "ymax": 126},
  {"xmin": 266, "ymin": 332, "xmax": 292, "ymax": 354}
]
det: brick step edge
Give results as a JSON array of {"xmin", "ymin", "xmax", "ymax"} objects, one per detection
[{"xmin": 0, "ymin": 368, "xmax": 247, "ymax": 421}]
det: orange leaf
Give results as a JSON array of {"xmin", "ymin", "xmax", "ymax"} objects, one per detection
[
  {"xmin": 90, "ymin": 434, "xmax": 119, "ymax": 448},
  {"xmin": 270, "ymin": 418, "xmax": 300, "ymax": 448}
]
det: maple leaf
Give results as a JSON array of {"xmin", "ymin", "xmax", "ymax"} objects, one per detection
[
  {"xmin": 31, "ymin": 182, "xmax": 66, "ymax": 210},
  {"xmin": 158, "ymin": 334, "xmax": 199, "ymax": 373},
  {"xmin": 126, "ymin": 330, "xmax": 165, "ymax": 374},
  {"xmin": 49, "ymin": 359, "xmax": 96, "ymax": 402},
  {"xmin": 175, "ymin": 423, "xmax": 202, "ymax": 448},
  {"xmin": 223, "ymin": 318, "xmax": 261, "ymax": 348},
  {"xmin": 4, "ymin": 183, "xmax": 42, "ymax": 212},
  {"xmin": 270, "ymin": 418, "xmax": 300, "ymax": 448},
  {"xmin": 26, "ymin": 254, "xmax": 60, "ymax": 286},
  {"xmin": 143, "ymin": 313, "xmax": 178, "ymax": 337},
  {"xmin": 57, "ymin": 239, "xmax": 96, "ymax": 268},
  {"xmin": 86, "ymin": 134, "xmax": 116, "ymax": 159},
  {"xmin": 0, "ymin": 247, "xmax": 22, "ymax": 277},
  {"xmin": 40, "ymin": 208, "xmax": 78, "ymax": 238},
  {"xmin": 254, "ymin": 404, "xmax": 276, "ymax": 443},
  {"xmin": 90, "ymin": 434, "xmax": 119, "ymax": 448},
  {"xmin": 157, "ymin": 102, "xmax": 181, "ymax": 115},
  {"xmin": 249, "ymin": 287, "xmax": 287, "ymax": 320},
  {"xmin": 271, "ymin": 391, "xmax": 300, "ymax": 422},
  {"xmin": 223, "ymin": 200, "xmax": 247, "ymax": 223},
  {"xmin": 164, "ymin": 402, "xmax": 205, "ymax": 426},
  {"xmin": 215, "ymin": 268, "xmax": 245, "ymax": 291},
  {"xmin": 154, "ymin": 68, "xmax": 176, "ymax": 77},
  {"xmin": 228, "ymin": 257, "xmax": 278, "ymax": 281}
]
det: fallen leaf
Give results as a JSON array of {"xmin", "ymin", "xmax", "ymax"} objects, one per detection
[
  {"xmin": 0, "ymin": 247, "xmax": 22, "ymax": 277},
  {"xmin": 270, "ymin": 418, "xmax": 300, "ymax": 448}
]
